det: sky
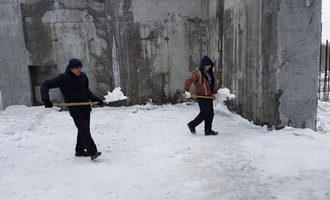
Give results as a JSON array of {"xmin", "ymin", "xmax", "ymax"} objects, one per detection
[
  {"xmin": 323, "ymin": 0, "xmax": 330, "ymax": 42},
  {"xmin": 0, "ymin": 88, "xmax": 330, "ymax": 200}
]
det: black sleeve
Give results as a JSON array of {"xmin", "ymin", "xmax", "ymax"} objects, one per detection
[
  {"xmin": 40, "ymin": 76, "xmax": 61, "ymax": 101},
  {"xmin": 85, "ymin": 75, "xmax": 100, "ymax": 101}
]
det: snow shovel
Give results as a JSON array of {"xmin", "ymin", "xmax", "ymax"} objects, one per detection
[
  {"xmin": 183, "ymin": 93, "xmax": 215, "ymax": 100},
  {"xmin": 53, "ymin": 101, "xmax": 100, "ymax": 107},
  {"xmin": 191, "ymin": 95, "xmax": 215, "ymax": 100}
]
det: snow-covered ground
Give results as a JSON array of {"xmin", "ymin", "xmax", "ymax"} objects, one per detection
[{"xmin": 0, "ymin": 89, "xmax": 330, "ymax": 199}]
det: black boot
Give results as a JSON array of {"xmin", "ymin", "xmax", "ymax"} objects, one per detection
[
  {"xmin": 205, "ymin": 130, "xmax": 218, "ymax": 136},
  {"xmin": 90, "ymin": 151, "xmax": 102, "ymax": 160},
  {"xmin": 187, "ymin": 122, "xmax": 196, "ymax": 135},
  {"xmin": 75, "ymin": 151, "xmax": 88, "ymax": 157}
]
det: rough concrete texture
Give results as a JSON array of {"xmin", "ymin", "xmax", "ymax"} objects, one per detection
[
  {"xmin": 277, "ymin": 0, "xmax": 321, "ymax": 130},
  {"xmin": 0, "ymin": 0, "xmax": 32, "ymax": 108},
  {"xmin": 1, "ymin": 0, "xmax": 212, "ymax": 107},
  {"xmin": 0, "ymin": 0, "xmax": 321, "ymax": 130},
  {"xmin": 222, "ymin": 0, "xmax": 321, "ymax": 130},
  {"xmin": 208, "ymin": 0, "xmax": 223, "ymax": 79}
]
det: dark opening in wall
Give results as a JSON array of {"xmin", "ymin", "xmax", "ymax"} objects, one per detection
[{"xmin": 28, "ymin": 65, "xmax": 60, "ymax": 106}]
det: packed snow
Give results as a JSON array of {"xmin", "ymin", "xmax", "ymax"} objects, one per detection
[
  {"xmin": 104, "ymin": 87, "xmax": 127, "ymax": 103},
  {"xmin": 0, "ymin": 88, "xmax": 330, "ymax": 200}
]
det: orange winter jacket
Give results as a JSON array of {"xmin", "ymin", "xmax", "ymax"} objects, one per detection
[{"xmin": 184, "ymin": 68, "xmax": 218, "ymax": 96}]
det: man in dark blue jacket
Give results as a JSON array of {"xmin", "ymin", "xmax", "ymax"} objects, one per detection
[{"xmin": 40, "ymin": 58, "xmax": 103, "ymax": 160}]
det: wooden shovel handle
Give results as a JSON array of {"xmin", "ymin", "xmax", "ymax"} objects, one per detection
[
  {"xmin": 191, "ymin": 95, "xmax": 215, "ymax": 100},
  {"xmin": 53, "ymin": 102, "xmax": 100, "ymax": 107},
  {"xmin": 183, "ymin": 93, "xmax": 215, "ymax": 100}
]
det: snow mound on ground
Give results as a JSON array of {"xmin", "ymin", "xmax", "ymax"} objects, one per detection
[
  {"xmin": 317, "ymin": 100, "xmax": 330, "ymax": 133},
  {"xmin": 104, "ymin": 87, "xmax": 128, "ymax": 103},
  {"xmin": 0, "ymin": 105, "xmax": 54, "ymax": 137}
]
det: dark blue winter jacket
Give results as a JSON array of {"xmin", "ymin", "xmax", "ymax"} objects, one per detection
[{"xmin": 40, "ymin": 65, "xmax": 99, "ymax": 117}]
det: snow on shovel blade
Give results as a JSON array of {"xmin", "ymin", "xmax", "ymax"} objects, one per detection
[
  {"xmin": 104, "ymin": 87, "xmax": 128, "ymax": 103},
  {"xmin": 53, "ymin": 87, "xmax": 128, "ymax": 107}
]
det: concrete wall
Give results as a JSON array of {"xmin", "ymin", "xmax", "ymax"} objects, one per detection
[
  {"xmin": 222, "ymin": 0, "xmax": 321, "ymax": 130},
  {"xmin": 277, "ymin": 0, "xmax": 321, "ymax": 130},
  {"xmin": 0, "ymin": 0, "xmax": 216, "ymax": 108},
  {"xmin": 0, "ymin": 90, "xmax": 2, "ymax": 110},
  {"xmin": 0, "ymin": 0, "xmax": 322, "ymax": 131},
  {"xmin": 0, "ymin": 0, "xmax": 32, "ymax": 108},
  {"xmin": 208, "ymin": 0, "xmax": 223, "ymax": 79}
]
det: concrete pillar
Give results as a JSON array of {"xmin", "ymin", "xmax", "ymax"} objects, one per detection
[
  {"xmin": 222, "ymin": 0, "xmax": 321, "ymax": 130},
  {"xmin": 0, "ymin": 0, "xmax": 32, "ymax": 109}
]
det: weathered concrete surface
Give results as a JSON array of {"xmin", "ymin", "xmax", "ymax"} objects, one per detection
[
  {"xmin": 208, "ymin": 0, "xmax": 223, "ymax": 80},
  {"xmin": 0, "ymin": 90, "xmax": 2, "ymax": 110},
  {"xmin": 277, "ymin": 0, "xmax": 321, "ymax": 130},
  {"xmin": 0, "ymin": 0, "xmax": 322, "ymax": 131},
  {"xmin": 111, "ymin": 0, "xmax": 211, "ymax": 104},
  {"xmin": 0, "ymin": 0, "xmax": 31, "ymax": 108},
  {"xmin": 0, "ymin": 0, "xmax": 213, "ymax": 106},
  {"xmin": 222, "ymin": 0, "xmax": 321, "ymax": 130}
]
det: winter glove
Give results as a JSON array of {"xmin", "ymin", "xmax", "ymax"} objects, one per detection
[
  {"xmin": 95, "ymin": 98, "xmax": 104, "ymax": 107},
  {"xmin": 97, "ymin": 100, "xmax": 104, "ymax": 107},
  {"xmin": 184, "ymin": 91, "xmax": 191, "ymax": 98},
  {"xmin": 43, "ymin": 100, "xmax": 53, "ymax": 108}
]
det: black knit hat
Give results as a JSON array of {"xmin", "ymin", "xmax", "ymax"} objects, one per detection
[{"xmin": 68, "ymin": 58, "xmax": 83, "ymax": 69}]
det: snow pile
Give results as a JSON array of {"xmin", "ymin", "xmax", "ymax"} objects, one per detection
[
  {"xmin": 104, "ymin": 87, "xmax": 128, "ymax": 103},
  {"xmin": 0, "ymin": 105, "xmax": 55, "ymax": 137},
  {"xmin": 316, "ymin": 100, "xmax": 330, "ymax": 133}
]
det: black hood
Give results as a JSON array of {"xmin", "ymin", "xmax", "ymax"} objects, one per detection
[
  {"xmin": 199, "ymin": 55, "xmax": 214, "ymax": 70},
  {"xmin": 65, "ymin": 65, "xmax": 71, "ymax": 73},
  {"xmin": 65, "ymin": 65, "xmax": 83, "ymax": 78},
  {"xmin": 65, "ymin": 65, "xmax": 75, "ymax": 75}
]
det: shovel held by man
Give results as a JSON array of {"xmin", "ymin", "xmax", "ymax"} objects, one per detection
[
  {"xmin": 183, "ymin": 92, "xmax": 215, "ymax": 100},
  {"xmin": 52, "ymin": 101, "xmax": 100, "ymax": 107}
]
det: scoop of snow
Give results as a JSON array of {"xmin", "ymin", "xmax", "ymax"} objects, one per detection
[
  {"xmin": 104, "ymin": 87, "xmax": 128, "ymax": 103},
  {"xmin": 214, "ymin": 87, "xmax": 236, "ymax": 102}
]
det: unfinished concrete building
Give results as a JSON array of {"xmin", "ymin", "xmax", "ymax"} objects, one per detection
[{"xmin": 0, "ymin": 0, "xmax": 321, "ymax": 130}]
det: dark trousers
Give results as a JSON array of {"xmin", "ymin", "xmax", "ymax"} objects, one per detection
[
  {"xmin": 189, "ymin": 98, "xmax": 214, "ymax": 131},
  {"xmin": 72, "ymin": 113, "xmax": 97, "ymax": 154}
]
